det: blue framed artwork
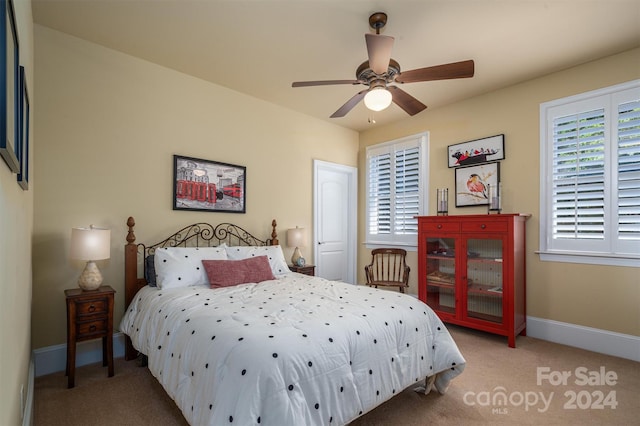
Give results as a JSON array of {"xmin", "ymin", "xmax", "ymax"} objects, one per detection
[
  {"xmin": 17, "ymin": 65, "xmax": 28, "ymax": 189},
  {"xmin": 0, "ymin": 0, "xmax": 20, "ymax": 173}
]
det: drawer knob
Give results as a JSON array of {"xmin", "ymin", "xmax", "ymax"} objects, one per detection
[
  {"xmin": 89, "ymin": 325, "xmax": 97, "ymax": 332},
  {"xmin": 88, "ymin": 305, "xmax": 96, "ymax": 312},
  {"xmin": 437, "ymin": 224, "xmax": 442, "ymax": 229},
  {"xmin": 481, "ymin": 224, "xmax": 486, "ymax": 229}
]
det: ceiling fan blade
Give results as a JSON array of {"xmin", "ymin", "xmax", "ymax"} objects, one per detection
[
  {"xmin": 292, "ymin": 80, "xmax": 361, "ymax": 88},
  {"xmin": 330, "ymin": 90, "xmax": 368, "ymax": 118},
  {"xmin": 389, "ymin": 86, "xmax": 427, "ymax": 116},
  {"xmin": 365, "ymin": 33, "xmax": 394, "ymax": 75},
  {"xmin": 395, "ymin": 60, "xmax": 475, "ymax": 84}
]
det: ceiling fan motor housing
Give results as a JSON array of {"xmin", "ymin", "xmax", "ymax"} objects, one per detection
[{"xmin": 356, "ymin": 59, "xmax": 400, "ymax": 86}]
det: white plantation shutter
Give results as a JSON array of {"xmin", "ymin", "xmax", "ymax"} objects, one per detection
[
  {"xmin": 394, "ymin": 145, "xmax": 420, "ymax": 234},
  {"xmin": 368, "ymin": 152, "xmax": 391, "ymax": 236},
  {"xmin": 616, "ymin": 99, "xmax": 640, "ymax": 247},
  {"xmin": 552, "ymin": 108, "xmax": 606, "ymax": 241},
  {"xmin": 540, "ymin": 80, "xmax": 640, "ymax": 265},
  {"xmin": 366, "ymin": 133, "xmax": 428, "ymax": 246}
]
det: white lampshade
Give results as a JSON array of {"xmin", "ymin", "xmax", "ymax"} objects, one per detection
[
  {"xmin": 70, "ymin": 226, "xmax": 110, "ymax": 291},
  {"xmin": 364, "ymin": 88, "xmax": 392, "ymax": 112},
  {"xmin": 70, "ymin": 226, "xmax": 111, "ymax": 261},
  {"xmin": 286, "ymin": 227, "xmax": 305, "ymax": 248},
  {"xmin": 287, "ymin": 227, "xmax": 306, "ymax": 266}
]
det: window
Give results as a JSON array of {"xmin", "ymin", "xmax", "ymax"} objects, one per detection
[
  {"xmin": 366, "ymin": 132, "xmax": 428, "ymax": 248},
  {"xmin": 539, "ymin": 80, "xmax": 640, "ymax": 267}
]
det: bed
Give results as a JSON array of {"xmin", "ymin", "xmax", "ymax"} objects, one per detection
[{"xmin": 120, "ymin": 216, "xmax": 465, "ymax": 425}]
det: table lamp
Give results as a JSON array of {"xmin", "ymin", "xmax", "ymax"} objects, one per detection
[
  {"xmin": 287, "ymin": 227, "xmax": 306, "ymax": 266},
  {"xmin": 70, "ymin": 225, "xmax": 111, "ymax": 291}
]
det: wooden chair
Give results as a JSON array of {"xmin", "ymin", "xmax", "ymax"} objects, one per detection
[{"xmin": 364, "ymin": 248, "xmax": 410, "ymax": 293}]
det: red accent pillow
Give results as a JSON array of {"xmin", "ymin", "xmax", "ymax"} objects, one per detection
[{"xmin": 202, "ymin": 256, "xmax": 276, "ymax": 288}]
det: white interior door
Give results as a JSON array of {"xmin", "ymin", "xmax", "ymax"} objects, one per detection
[{"xmin": 313, "ymin": 160, "xmax": 357, "ymax": 283}]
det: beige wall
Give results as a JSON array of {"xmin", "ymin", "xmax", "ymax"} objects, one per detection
[
  {"xmin": 30, "ymin": 24, "xmax": 639, "ymax": 366},
  {"xmin": 32, "ymin": 25, "xmax": 358, "ymax": 350},
  {"xmin": 358, "ymin": 48, "xmax": 640, "ymax": 337},
  {"xmin": 0, "ymin": 2, "xmax": 34, "ymax": 424}
]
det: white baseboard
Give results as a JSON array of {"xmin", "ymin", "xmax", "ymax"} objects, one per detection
[
  {"xmin": 526, "ymin": 316, "xmax": 640, "ymax": 362},
  {"xmin": 33, "ymin": 333, "xmax": 126, "ymax": 377}
]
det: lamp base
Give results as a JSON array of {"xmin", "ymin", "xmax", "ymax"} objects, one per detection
[
  {"xmin": 291, "ymin": 247, "xmax": 303, "ymax": 266},
  {"xmin": 78, "ymin": 261, "xmax": 103, "ymax": 291}
]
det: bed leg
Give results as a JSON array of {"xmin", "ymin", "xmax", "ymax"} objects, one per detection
[
  {"xmin": 136, "ymin": 353, "xmax": 148, "ymax": 367},
  {"xmin": 414, "ymin": 375, "xmax": 436, "ymax": 395}
]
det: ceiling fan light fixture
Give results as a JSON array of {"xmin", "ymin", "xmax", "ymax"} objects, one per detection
[{"xmin": 364, "ymin": 87, "xmax": 392, "ymax": 111}]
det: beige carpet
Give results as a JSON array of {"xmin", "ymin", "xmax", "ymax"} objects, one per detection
[{"xmin": 34, "ymin": 325, "xmax": 639, "ymax": 425}]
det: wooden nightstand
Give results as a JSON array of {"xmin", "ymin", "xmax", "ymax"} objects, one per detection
[
  {"xmin": 289, "ymin": 264, "xmax": 315, "ymax": 276},
  {"xmin": 65, "ymin": 285, "xmax": 115, "ymax": 388}
]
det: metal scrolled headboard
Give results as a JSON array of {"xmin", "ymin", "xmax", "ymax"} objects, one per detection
[{"xmin": 123, "ymin": 216, "xmax": 278, "ymax": 360}]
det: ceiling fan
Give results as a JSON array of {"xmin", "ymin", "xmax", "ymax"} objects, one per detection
[{"xmin": 292, "ymin": 12, "xmax": 475, "ymax": 118}]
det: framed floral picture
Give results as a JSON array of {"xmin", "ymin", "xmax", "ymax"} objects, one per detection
[{"xmin": 173, "ymin": 155, "xmax": 246, "ymax": 213}]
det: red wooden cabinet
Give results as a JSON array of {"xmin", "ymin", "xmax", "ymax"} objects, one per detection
[{"xmin": 417, "ymin": 214, "xmax": 529, "ymax": 347}]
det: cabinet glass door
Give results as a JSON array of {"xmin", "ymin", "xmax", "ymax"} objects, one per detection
[
  {"xmin": 425, "ymin": 237, "xmax": 456, "ymax": 315},
  {"xmin": 466, "ymin": 238, "xmax": 503, "ymax": 323}
]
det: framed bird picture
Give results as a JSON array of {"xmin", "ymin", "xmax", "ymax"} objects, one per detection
[
  {"xmin": 448, "ymin": 134, "xmax": 505, "ymax": 168},
  {"xmin": 455, "ymin": 162, "xmax": 500, "ymax": 207}
]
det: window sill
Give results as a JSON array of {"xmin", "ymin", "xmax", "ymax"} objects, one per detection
[
  {"xmin": 364, "ymin": 242, "xmax": 417, "ymax": 252},
  {"xmin": 537, "ymin": 250, "xmax": 640, "ymax": 268}
]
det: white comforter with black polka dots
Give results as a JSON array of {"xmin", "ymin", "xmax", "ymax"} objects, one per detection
[{"xmin": 120, "ymin": 273, "xmax": 465, "ymax": 426}]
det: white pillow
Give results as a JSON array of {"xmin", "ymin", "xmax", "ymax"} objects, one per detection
[
  {"xmin": 154, "ymin": 246, "xmax": 228, "ymax": 289},
  {"xmin": 225, "ymin": 245, "xmax": 290, "ymax": 275}
]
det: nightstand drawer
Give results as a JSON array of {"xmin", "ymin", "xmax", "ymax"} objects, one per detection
[
  {"xmin": 75, "ymin": 299, "xmax": 108, "ymax": 317},
  {"xmin": 77, "ymin": 319, "xmax": 108, "ymax": 337}
]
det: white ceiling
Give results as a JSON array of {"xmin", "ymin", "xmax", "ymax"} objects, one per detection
[{"xmin": 32, "ymin": 0, "xmax": 640, "ymax": 132}]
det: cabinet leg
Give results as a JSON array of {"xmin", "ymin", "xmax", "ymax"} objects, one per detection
[{"xmin": 508, "ymin": 334, "xmax": 516, "ymax": 348}]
